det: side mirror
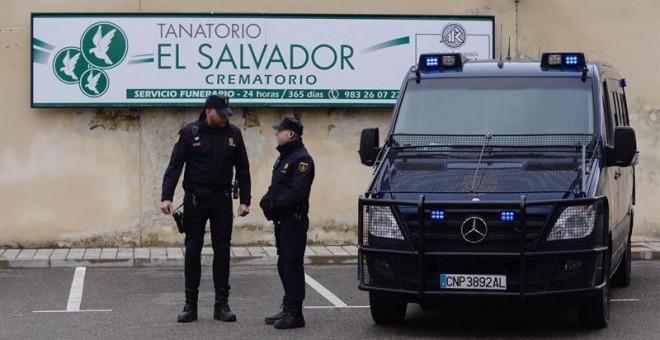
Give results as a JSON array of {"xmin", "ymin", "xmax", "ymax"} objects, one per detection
[
  {"xmin": 608, "ymin": 126, "xmax": 638, "ymax": 167},
  {"xmin": 359, "ymin": 127, "xmax": 380, "ymax": 166}
]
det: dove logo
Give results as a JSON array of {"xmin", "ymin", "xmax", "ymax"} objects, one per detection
[
  {"xmin": 53, "ymin": 47, "xmax": 90, "ymax": 84},
  {"xmin": 79, "ymin": 69, "xmax": 109, "ymax": 97},
  {"xmin": 80, "ymin": 22, "xmax": 128, "ymax": 69}
]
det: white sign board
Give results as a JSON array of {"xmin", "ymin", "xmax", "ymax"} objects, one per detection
[{"xmin": 32, "ymin": 14, "xmax": 494, "ymax": 107}]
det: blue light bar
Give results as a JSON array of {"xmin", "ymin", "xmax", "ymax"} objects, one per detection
[
  {"xmin": 425, "ymin": 56, "xmax": 439, "ymax": 67},
  {"xmin": 500, "ymin": 211, "xmax": 515, "ymax": 222},
  {"xmin": 565, "ymin": 54, "xmax": 579, "ymax": 65},
  {"xmin": 540, "ymin": 52, "xmax": 586, "ymax": 70},
  {"xmin": 430, "ymin": 210, "xmax": 445, "ymax": 221},
  {"xmin": 418, "ymin": 53, "xmax": 463, "ymax": 72}
]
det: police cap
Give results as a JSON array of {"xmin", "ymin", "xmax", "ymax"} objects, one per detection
[
  {"xmin": 272, "ymin": 117, "xmax": 303, "ymax": 136},
  {"xmin": 205, "ymin": 94, "xmax": 233, "ymax": 116}
]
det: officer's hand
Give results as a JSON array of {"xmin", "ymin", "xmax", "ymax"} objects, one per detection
[
  {"xmin": 161, "ymin": 200, "xmax": 173, "ymax": 215},
  {"xmin": 237, "ymin": 204, "xmax": 250, "ymax": 217}
]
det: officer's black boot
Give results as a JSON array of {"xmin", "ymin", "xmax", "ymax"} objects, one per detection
[
  {"xmin": 265, "ymin": 298, "xmax": 288, "ymax": 325},
  {"xmin": 273, "ymin": 301, "xmax": 305, "ymax": 329},
  {"xmin": 176, "ymin": 289, "xmax": 198, "ymax": 323},
  {"xmin": 213, "ymin": 288, "xmax": 236, "ymax": 322}
]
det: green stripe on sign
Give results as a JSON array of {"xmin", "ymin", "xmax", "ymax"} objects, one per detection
[
  {"xmin": 32, "ymin": 38, "xmax": 55, "ymax": 51},
  {"xmin": 33, "ymin": 49, "xmax": 50, "ymax": 64},
  {"xmin": 128, "ymin": 58, "xmax": 155, "ymax": 65},
  {"xmin": 363, "ymin": 36, "xmax": 410, "ymax": 53}
]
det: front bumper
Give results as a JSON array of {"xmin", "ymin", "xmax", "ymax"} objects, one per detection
[{"xmin": 358, "ymin": 196, "xmax": 608, "ymax": 301}]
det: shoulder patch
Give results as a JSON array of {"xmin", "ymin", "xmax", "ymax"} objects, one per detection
[{"xmin": 298, "ymin": 161, "xmax": 309, "ymax": 173}]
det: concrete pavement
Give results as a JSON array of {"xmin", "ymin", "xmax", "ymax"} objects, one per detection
[{"xmin": 1, "ymin": 240, "xmax": 658, "ymax": 268}]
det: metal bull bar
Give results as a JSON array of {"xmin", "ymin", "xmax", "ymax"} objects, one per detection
[{"xmin": 358, "ymin": 194, "xmax": 608, "ymax": 301}]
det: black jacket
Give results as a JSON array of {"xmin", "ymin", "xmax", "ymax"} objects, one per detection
[
  {"xmin": 161, "ymin": 111, "xmax": 251, "ymax": 205},
  {"xmin": 260, "ymin": 139, "xmax": 315, "ymax": 220}
]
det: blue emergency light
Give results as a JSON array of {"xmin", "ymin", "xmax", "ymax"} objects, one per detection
[
  {"xmin": 418, "ymin": 53, "xmax": 464, "ymax": 72},
  {"xmin": 430, "ymin": 210, "xmax": 445, "ymax": 221},
  {"xmin": 540, "ymin": 52, "xmax": 586, "ymax": 70},
  {"xmin": 500, "ymin": 211, "xmax": 515, "ymax": 222}
]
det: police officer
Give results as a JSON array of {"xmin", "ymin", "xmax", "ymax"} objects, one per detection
[
  {"xmin": 160, "ymin": 94, "xmax": 251, "ymax": 323},
  {"xmin": 260, "ymin": 117, "xmax": 315, "ymax": 329}
]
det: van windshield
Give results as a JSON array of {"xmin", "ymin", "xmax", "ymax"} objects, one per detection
[{"xmin": 393, "ymin": 77, "xmax": 594, "ymax": 135}]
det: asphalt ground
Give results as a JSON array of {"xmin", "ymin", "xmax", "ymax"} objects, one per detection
[{"xmin": 1, "ymin": 262, "xmax": 659, "ymax": 339}]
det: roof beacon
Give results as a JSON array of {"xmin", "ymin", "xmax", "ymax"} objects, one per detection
[
  {"xmin": 540, "ymin": 52, "xmax": 587, "ymax": 70},
  {"xmin": 418, "ymin": 53, "xmax": 465, "ymax": 73}
]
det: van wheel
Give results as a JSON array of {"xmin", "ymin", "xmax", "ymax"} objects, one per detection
[
  {"xmin": 612, "ymin": 235, "xmax": 632, "ymax": 287},
  {"xmin": 579, "ymin": 274, "xmax": 610, "ymax": 328},
  {"xmin": 369, "ymin": 292, "xmax": 407, "ymax": 325}
]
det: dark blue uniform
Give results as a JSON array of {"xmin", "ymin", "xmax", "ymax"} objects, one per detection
[
  {"xmin": 162, "ymin": 111, "xmax": 251, "ymax": 294},
  {"xmin": 260, "ymin": 138, "xmax": 314, "ymax": 304}
]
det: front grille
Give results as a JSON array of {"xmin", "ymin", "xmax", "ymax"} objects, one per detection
[{"xmin": 404, "ymin": 210, "xmax": 547, "ymax": 252}]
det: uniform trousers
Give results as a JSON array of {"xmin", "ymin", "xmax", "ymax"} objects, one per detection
[
  {"xmin": 274, "ymin": 213, "xmax": 309, "ymax": 303},
  {"xmin": 183, "ymin": 190, "xmax": 233, "ymax": 291}
]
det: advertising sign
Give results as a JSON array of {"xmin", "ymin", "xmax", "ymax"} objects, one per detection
[{"xmin": 32, "ymin": 14, "xmax": 494, "ymax": 107}]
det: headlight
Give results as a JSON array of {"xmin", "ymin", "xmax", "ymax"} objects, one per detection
[
  {"xmin": 547, "ymin": 205, "xmax": 596, "ymax": 241},
  {"xmin": 367, "ymin": 206, "xmax": 404, "ymax": 240}
]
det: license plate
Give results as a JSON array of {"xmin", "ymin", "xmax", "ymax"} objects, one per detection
[{"xmin": 440, "ymin": 274, "xmax": 507, "ymax": 290}]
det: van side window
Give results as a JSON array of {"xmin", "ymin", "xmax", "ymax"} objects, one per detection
[
  {"xmin": 612, "ymin": 93, "xmax": 620, "ymax": 126},
  {"xmin": 620, "ymin": 93, "xmax": 630, "ymax": 126},
  {"xmin": 602, "ymin": 81, "xmax": 613, "ymax": 145}
]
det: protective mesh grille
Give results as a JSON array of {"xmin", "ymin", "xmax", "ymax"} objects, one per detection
[
  {"xmin": 377, "ymin": 134, "xmax": 594, "ymax": 196},
  {"xmin": 360, "ymin": 205, "xmax": 369, "ymax": 246},
  {"xmin": 391, "ymin": 134, "xmax": 594, "ymax": 148}
]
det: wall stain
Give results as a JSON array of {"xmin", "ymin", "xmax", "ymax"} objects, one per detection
[
  {"xmin": 89, "ymin": 108, "xmax": 140, "ymax": 131},
  {"xmin": 243, "ymin": 108, "xmax": 261, "ymax": 128}
]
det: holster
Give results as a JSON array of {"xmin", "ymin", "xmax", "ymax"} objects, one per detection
[{"xmin": 172, "ymin": 205, "xmax": 185, "ymax": 234}]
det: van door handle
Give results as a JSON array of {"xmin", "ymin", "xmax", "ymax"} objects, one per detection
[{"xmin": 614, "ymin": 169, "xmax": 621, "ymax": 179}]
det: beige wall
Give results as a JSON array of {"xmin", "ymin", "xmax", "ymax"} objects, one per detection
[{"xmin": 1, "ymin": 0, "xmax": 658, "ymax": 247}]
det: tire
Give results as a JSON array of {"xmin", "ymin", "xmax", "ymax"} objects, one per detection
[
  {"xmin": 611, "ymin": 235, "xmax": 632, "ymax": 287},
  {"xmin": 369, "ymin": 292, "xmax": 407, "ymax": 325},
  {"xmin": 579, "ymin": 261, "xmax": 610, "ymax": 329}
]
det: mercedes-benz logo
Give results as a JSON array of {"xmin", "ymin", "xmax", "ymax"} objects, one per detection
[{"xmin": 460, "ymin": 217, "xmax": 488, "ymax": 244}]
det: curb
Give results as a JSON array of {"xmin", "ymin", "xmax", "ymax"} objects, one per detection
[
  {"xmin": 0, "ymin": 255, "xmax": 358, "ymax": 269},
  {"xmin": 0, "ymin": 246, "xmax": 359, "ymax": 269},
  {"xmin": 1, "ymin": 243, "xmax": 658, "ymax": 269}
]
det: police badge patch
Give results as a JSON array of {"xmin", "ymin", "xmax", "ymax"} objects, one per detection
[{"xmin": 298, "ymin": 161, "xmax": 309, "ymax": 173}]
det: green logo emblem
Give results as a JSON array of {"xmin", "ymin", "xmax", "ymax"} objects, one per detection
[
  {"xmin": 79, "ymin": 69, "xmax": 109, "ymax": 97},
  {"xmin": 80, "ymin": 22, "xmax": 128, "ymax": 69},
  {"xmin": 53, "ymin": 47, "xmax": 90, "ymax": 84},
  {"xmin": 48, "ymin": 21, "xmax": 128, "ymax": 97}
]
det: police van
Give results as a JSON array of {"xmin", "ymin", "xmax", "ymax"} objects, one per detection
[{"xmin": 357, "ymin": 52, "xmax": 638, "ymax": 328}]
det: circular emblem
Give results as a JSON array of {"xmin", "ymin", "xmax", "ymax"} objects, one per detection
[
  {"xmin": 80, "ymin": 22, "xmax": 128, "ymax": 69},
  {"xmin": 460, "ymin": 216, "xmax": 488, "ymax": 244},
  {"xmin": 79, "ymin": 68, "xmax": 110, "ymax": 97},
  {"xmin": 441, "ymin": 23, "xmax": 467, "ymax": 49},
  {"xmin": 52, "ymin": 47, "xmax": 90, "ymax": 84}
]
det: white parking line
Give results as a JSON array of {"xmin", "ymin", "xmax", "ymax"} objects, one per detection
[
  {"xmin": 33, "ymin": 267, "xmax": 111, "ymax": 313},
  {"xmin": 304, "ymin": 273, "xmax": 348, "ymax": 307},
  {"xmin": 305, "ymin": 306, "xmax": 370, "ymax": 309},
  {"xmin": 611, "ymin": 299, "xmax": 640, "ymax": 302},
  {"xmin": 67, "ymin": 267, "xmax": 86, "ymax": 311}
]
